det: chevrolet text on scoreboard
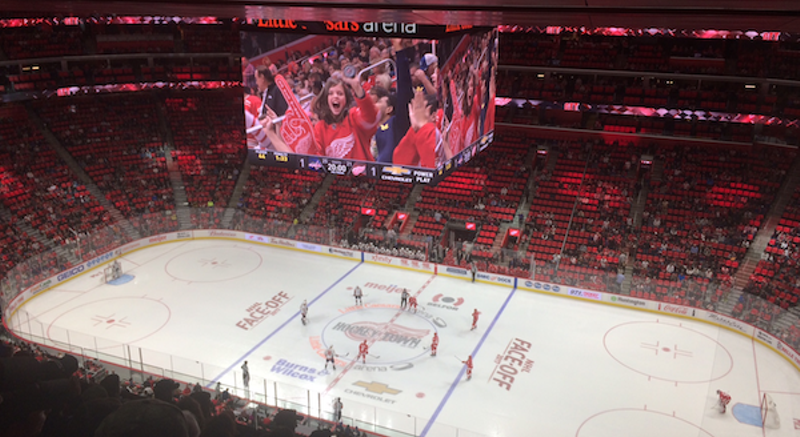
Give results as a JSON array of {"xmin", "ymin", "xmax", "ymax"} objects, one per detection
[{"xmin": 242, "ymin": 21, "xmax": 498, "ymax": 184}]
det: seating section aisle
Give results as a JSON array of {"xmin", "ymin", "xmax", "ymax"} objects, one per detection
[
  {"xmin": 34, "ymin": 95, "xmax": 174, "ymax": 220},
  {"xmin": 0, "ymin": 104, "xmax": 115, "ymax": 257},
  {"xmin": 237, "ymin": 166, "xmax": 324, "ymax": 224},
  {"xmin": 312, "ymin": 177, "xmax": 411, "ymax": 233},
  {"xmin": 164, "ymin": 91, "xmax": 246, "ymax": 207},
  {"xmin": 744, "ymin": 187, "xmax": 800, "ymax": 309},
  {"xmin": 633, "ymin": 144, "xmax": 795, "ymax": 304}
]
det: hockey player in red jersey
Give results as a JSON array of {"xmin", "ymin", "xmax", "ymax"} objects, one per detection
[
  {"xmin": 430, "ymin": 332, "xmax": 439, "ymax": 357},
  {"xmin": 357, "ymin": 340, "xmax": 369, "ymax": 364},
  {"xmin": 717, "ymin": 390, "xmax": 731, "ymax": 413},
  {"xmin": 408, "ymin": 296, "xmax": 418, "ymax": 312},
  {"xmin": 462, "ymin": 355, "xmax": 473, "ymax": 380},
  {"xmin": 471, "ymin": 309, "xmax": 481, "ymax": 330}
]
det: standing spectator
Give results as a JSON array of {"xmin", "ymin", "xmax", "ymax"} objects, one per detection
[
  {"xmin": 241, "ymin": 361, "xmax": 250, "ymax": 389},
  {"xmin": 333, "ymin": 397, "xmax": 343, "ymax": 422},
  {"xmin": 255, "ymin": 66, "xmax": 288, "ymax": 118}
]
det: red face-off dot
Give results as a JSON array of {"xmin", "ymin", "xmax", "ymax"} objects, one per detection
[
  {"xmin": 263, "ymin": 356, "xmax": 272, "ymax": 361},
  {"xmin": 416, "ymin": 392, "xmax": 425, "ymax": 398},
  {"xmin": 662, "ymin": 347, "xmax": 671, "ymax": 352}
]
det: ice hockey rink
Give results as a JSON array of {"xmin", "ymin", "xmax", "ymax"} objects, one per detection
[{"xmin": 7, "ymin": 239, "xmax": 800, "ymax": 437}]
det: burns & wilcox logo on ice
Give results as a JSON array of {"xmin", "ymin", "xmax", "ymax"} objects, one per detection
[
  {"xmin": 270, "ymin": 358, "xmax": 326, "ymax": 382},
  {"xmin": 236, "ymin": 291, "xmax": 292, "ymax": 331}
]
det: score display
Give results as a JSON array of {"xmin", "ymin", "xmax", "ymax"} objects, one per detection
[{"xmin": 241, "ymin": 22, "xmax": 497, "ymax": 184}]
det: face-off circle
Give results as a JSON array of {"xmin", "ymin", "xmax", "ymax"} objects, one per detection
[
  {"xmin": 321, "ymin": 307, "xmax": 437, "ymax": 365},
  {"xmin": 603, "ymin": 321, "xmax": 733, "ymax": 383},
  {"xmin": 47, "ymin": 296, "xmax": 170, "ymax": 348},
  {"xmin": 576, "ymin": 409, "xmax": 715, "ymax": 437},
  {"xmin": 165, "ymin": 246, "xmax": 262, "ymax": 282}
]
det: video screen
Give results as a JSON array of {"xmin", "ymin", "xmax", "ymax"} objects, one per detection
[{"xmin": 240, "ymin": 23, "xmax": 497, "ymax": 183}]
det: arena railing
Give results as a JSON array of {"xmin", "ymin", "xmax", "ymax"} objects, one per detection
[{"xmin": 2, "ymin": 208, "xmax": 800, "ymax": 436}]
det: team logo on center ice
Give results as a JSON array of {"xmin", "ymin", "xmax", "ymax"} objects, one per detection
[
  {"xmin": 318, "ymin": 306, "xmax": 439, "ymax": 366},
  {"xmin": 332, "ymin": 321, "xmax": 427, "ymax": 347}
]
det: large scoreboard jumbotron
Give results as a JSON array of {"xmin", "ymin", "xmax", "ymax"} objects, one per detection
[{"xmin": 241, "ymin": 21, "xmax": 497, "ymax": 184}]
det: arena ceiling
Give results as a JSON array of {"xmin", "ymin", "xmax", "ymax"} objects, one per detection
[{"xmin": 3, "ymin": 0, "xmax": 800, "ymax": 32}]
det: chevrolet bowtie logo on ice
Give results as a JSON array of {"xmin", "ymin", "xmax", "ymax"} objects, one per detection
[
  {"xmin": 353, "ymin": 381, "xmax": 401, "ymax": 395},
  {"xmin": 382, "ymin": 165, "xmax": 410, "ymax": 176}
]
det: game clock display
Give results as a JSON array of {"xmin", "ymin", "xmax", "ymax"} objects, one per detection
[{"xmin": 250, "ymin": 149, "xmax": 463, "ymax": 184}]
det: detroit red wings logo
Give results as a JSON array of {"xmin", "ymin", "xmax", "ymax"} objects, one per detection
[
  {"xmin": 275, "ymin": 74, "xmax": 315, "ymax": 153},
  {"xmin": 343, "ymin": 321, "xmax": 429, "ymax": 343},
  {"xmin": 327, "ymin": 134, "xmax": 355, "ymax": 159}
]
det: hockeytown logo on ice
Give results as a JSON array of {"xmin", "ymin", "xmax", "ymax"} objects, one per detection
[{"xmin": 331, "ymin": 321, "xmax": 428, "ymax": 348}]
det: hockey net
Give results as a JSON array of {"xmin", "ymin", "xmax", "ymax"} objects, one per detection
[{"xmin": 761, "ymin": 393, "xmax": 780, "ymax": 429}]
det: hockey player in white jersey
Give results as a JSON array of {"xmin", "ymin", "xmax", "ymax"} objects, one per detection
[{"xmin": 300, "ymin": 299, "xmax": 308, "ymax": 325}]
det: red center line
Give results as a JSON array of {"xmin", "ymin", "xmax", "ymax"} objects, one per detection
[{"xmin": 324, "ymin": 274, "xmax": 436, "ymax": 394}]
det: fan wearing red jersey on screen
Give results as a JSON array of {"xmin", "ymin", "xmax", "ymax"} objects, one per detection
[
  {"xmin": 263, "ymin": 75, "xmax": 381, "ymax": 161},
  {"xmin": 392, "ymin": 91, "xmax": 442, "ymax": 168}
]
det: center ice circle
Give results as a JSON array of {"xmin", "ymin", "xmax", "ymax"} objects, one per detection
[
  {"xmin": 165, "ymin": 246, "xmax": 262, "ymax": 282},
  {"xmin": 603, "ymin": 321, "xmax": 733, "ymax": 383},
  {"xmin": 321, "ymin": 307, "xmax": 437, "ymax": 365}
]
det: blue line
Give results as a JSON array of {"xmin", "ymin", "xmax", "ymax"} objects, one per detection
[
  {"xmin": 207, "ymin": 261, "xmax": 363, "ymax": 388},
  {"xmin": 419, "ymin": 286, "xmax": 517, "ymax": 437}
]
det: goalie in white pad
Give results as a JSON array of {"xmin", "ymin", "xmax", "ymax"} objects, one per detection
[
  {"xmin": 104, "ymin": 260, "xmax": 122, "ymax": 283},
  {"xmin": 761, "ymin": 393, "xmax": 780, "ymax": 428}
]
